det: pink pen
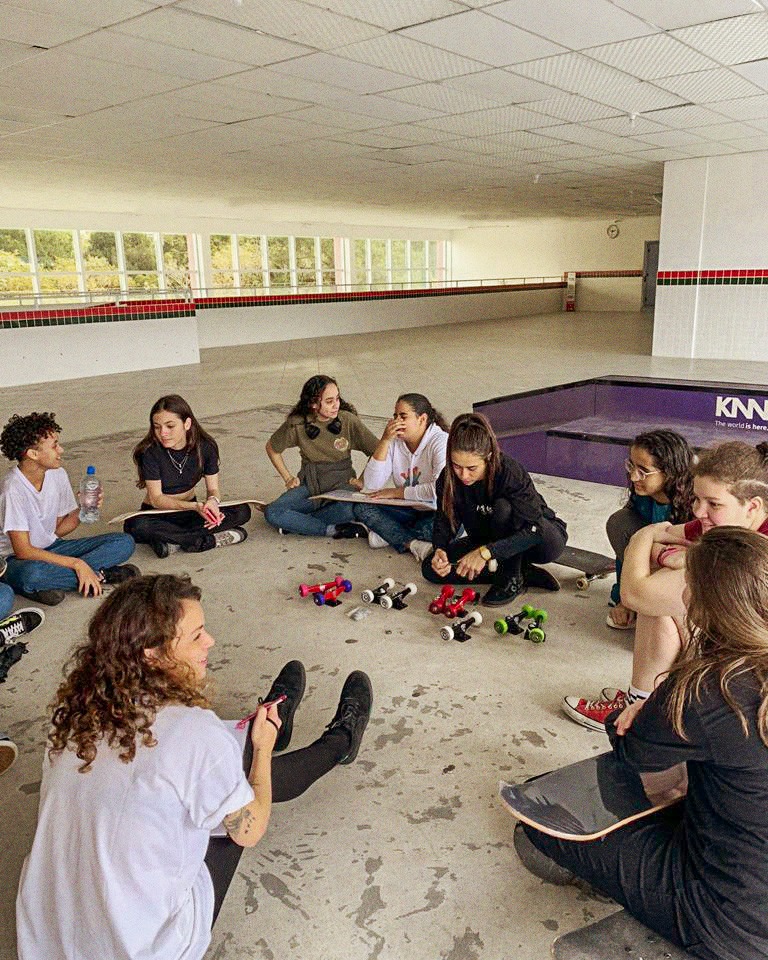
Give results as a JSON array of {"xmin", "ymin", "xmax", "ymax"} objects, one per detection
[{"xmin": 236, "ymin": 694, "xmax": 286, "ymax": 729}]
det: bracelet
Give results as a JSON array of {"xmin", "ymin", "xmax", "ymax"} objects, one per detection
[
  {"xmin": 266, "ymin": 717, "xmax": 280, "ymax": 732},
  {"xmin": 206, "ymin": 495, "xmax": 221, "ymax": 504}
]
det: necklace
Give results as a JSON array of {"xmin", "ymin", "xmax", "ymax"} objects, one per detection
[{"xmin": 167, "ymin": 448, "xmax": 190, "ymax": 476}]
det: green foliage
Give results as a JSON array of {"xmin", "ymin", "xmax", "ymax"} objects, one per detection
[
  {"xmin": 0, "ymin": 230, "xmax": 28, "ymax": 259},
  {"xmin": 34, "ymin": 230, "xmax": 74, "ymax": 269},
  {"xmin": 123, "ymin": 233, "xmax": 157, "ymax": 272},
  {"xmin": 82, "ymin": 231, "xmax": 118, "ymax": 266}
]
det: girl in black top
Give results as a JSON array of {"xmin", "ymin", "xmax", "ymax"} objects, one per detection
[
  {"xmin": 124, "ymin": 395, "xmax": 251, "ymax": 557},
  {"xmin": 423, "ymin": 413, "xmax": 567, "ymax": 606},
  {"xmin": 521, "ymin": 526, "xmax": 768, "ymax": 960}
]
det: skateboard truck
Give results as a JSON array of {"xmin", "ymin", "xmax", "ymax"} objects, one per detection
[
  {"xmin": 494, "ymin": 604, "xmax": 548, "ymax": 643},
  {"xmin": 361, "ymin": 577, "xmax": 395, "ymax": 607},
  {"xmin": 313, "ymin": 579, "xmax": 352, "ymax": 606},
  {"xmin": 429, "ymin": 585, "xmax": 455, "ymax": 615},
  {"xmin": 444, "ymin": 587, "xmax": 478, "ymax": 619},
  {"xmin": 299, "ymin": 576, "xmax": 344, "ymax": 598},
  {"xmin": 388, "ymin": 582, "xmax": 417, "ymax": 610},
  {"xmin": 441, "ymin": 611, "xmax": 482, "ymax": 642}
]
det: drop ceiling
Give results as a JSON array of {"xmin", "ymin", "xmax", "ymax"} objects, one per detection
[{"xmin": 2, "ymin": 0, "xmax": 768, "ymax": 226}]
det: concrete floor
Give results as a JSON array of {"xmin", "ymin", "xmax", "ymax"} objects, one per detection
[{"xmin": 3, "ymin": 310, "xmax": 768, "ymax": 960}]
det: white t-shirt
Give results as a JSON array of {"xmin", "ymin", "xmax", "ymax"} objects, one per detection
[
  {"xmin": 362, "ymin": 422, "xmax": 448, "ymax": 506},
  {"xmin": 16, "ymin": 705, "xmax": 254, "ymax": 960},
  {"xmin": 0, "ymin": 465, "xmax": 77, "ymax": 557}
]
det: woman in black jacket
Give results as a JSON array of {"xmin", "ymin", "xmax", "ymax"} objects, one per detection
[{"xmin": 422, "ymin": 412, "xmax": 567, "ymax": 606}]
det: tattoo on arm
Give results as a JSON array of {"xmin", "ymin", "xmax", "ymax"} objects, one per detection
[{"xmin": 223, "ymin": 806, "xmax": 255, "ymax": 837}]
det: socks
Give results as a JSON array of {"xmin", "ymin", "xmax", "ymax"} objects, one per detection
[{"xmin": 627, "ymin": 685, "xmax": 651, "ymax": 705}]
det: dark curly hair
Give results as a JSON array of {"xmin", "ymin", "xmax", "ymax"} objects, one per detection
[
  {"xmin": 630, "ymin": 429, "xmax": 694, "ymax": 522},
  {"xmin": 0, "ymin": 412, "xmax": 62, "ymax": 462},
  {"xmin": 288, "ymin": 375, "xmax": 357, "ymax": 419},
  {"xmin": 48, "ymin": 574, "xmax": 209, "ymax": 773}
]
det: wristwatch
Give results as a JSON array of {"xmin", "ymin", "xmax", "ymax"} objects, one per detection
[{"xmin": 479, "ymin": 546, "xmax": 492, "ymax": 562}]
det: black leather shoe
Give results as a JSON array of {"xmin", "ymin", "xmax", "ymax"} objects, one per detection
[
  {"xmin": 481, "ymin": 575, "xmax": 525, "ymax": 607},
  {"xmin": 101, "ymin": 564, "xmax": 141, "ymax": 585},
  {"xmin": 332, "ymin": 522, "xmax": 368, "ymax": 540},
  {"xmin": 524, "ymin": 562, "xmax": 561, "ymax": 591},
  {"xmin": 324, "ymin": 671, "xmax": 373, "ymax": 764},
  {"xmin": 262, "ymin": 660, "xmax": 306, "ymax": 752}
]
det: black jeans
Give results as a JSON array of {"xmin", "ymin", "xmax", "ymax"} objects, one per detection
[
  {"xmin": 204, "ymin": 726, "xmax": 347, "ymax": 925},
  {"xmin": 125, "ymin": 502, "xmax": 251, "ymax": 552},
  {"xmin": 522, "ymin": 805, "xmax": 707, "ymax": 957}
]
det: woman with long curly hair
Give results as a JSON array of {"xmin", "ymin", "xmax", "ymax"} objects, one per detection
[
  {"xmin": 264, "ymin": 375, "xmax": 378, "ymax": 537},
  {"xmin": 606, "ymin": 429, "xmax": 694, "ymax": 630},
  {"xmin": 423, "ymin": 413, "xmax": 568, "ymax": 606},
  {"xmin": 16, "ymin": 574, "xmax": 373, "ymax": 960},
  {"xmin": 124, "ymin": 394, "xmax": 251, "ymax": 558},
  {"xmin": 521, "ymin": 526, "xmax": 768, "ymax": 960}
]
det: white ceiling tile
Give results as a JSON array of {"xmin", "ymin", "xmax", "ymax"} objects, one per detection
[
  {"xmin": 610, "ymin": 0, "xmax": 759, "ymax": 31},
  {"xmin": 178, "ymin": 0, "xmax": 385, "ymax": 51},
  {"xmin": 657, "ymin": 68, "xmax": 764, "ymax": 102},
  {"xmin": 420, "ymin": 103, "xmax": 548, "ymax": 136},
  {"xmin": 694, "ymin": 119, "xmax": 767, "ymax": 139},
  {"xmin": 522, "ymin": 96, "xmax": 621, "ymax": 123},
  {"xmin": 488, "ymin": 0, "xmax": 656, "ymax": 49},
  {"xmin": 704, "ymin": 92, "xmax": 768, "ymax": 119},
  {"xmin": 720, "ymin": 132, "xmax": 768, "ymax": 148},
  {"xmin": 633, "ymin": 128, "xmax": 710, "ymax": 147},
  {"xmin": 376, "ymin": 81, "xmax": 491, "ymax": 114},
  {"xmin": 299, "ymin": 0, "xmax": 466, "ymax": 31},
  {"xmin": 640, "ymin": 103, "xmax": 732, "ymax": 127},
  {"xmin": 586, "ymin": 35, "xmax": 718, "ymax": 79},
  {"xmin": 441, "ymin": 69, "xmax": 563, "ymax": 104},
  {"xmin": 400, "ymin": 10, "xmax": 566, "ymax": 66},
  {"xmin": 5, "ymin": 0, "xmax": 149, "ymax": 25},
  {"xmin": 0, "ymin": 37, "xmax": 44, "ymax": 68},
  {"xmin": 266, "ymin": 52, "xmax": 416, "ymax": 94},
  {"xmin": 114, "ymin": 8, "xmax": 313, "ymax": 66},
  {"xmin": 0, "ymin": 2, "xmax": 97, "ymax": 46},
  {"xmin": 335, "ymin": 33, "xmax": 488, "ymax": 80},
  {"xmin": 587, "ymin": 114, "xmax": 666, "ymax": 135},
  {"xmin": 733, "ymin": 58, "xmax": 768, "ymax": 91},
  {"xmin": 672, "ymin": 13, "xmax": 768, "ymax": 65}
]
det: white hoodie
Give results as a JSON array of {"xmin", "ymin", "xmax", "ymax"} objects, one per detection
[{"xmin": 363, "ymin": 422, "xmax": 448, "ymax": 506}]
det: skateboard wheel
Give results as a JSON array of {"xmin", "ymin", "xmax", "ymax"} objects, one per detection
[
  {"xmin": 527, "ymin": 627, "xmax": 546, "ymax": 643},
  {"xmin": 576, "ymin": 576, "xmax": 589, "ymax": 591},
  {"xmin": 521, "ymin": 604, "xmax": 535, "ymax": 617},
  {"xmin": 403, "ymin": 582, "xmax": 417, "ymax": 596},
  {"xmin": 468, "ymin": 611, "xmax": 482, "ymax": 627},
  {"xmin": 361, "ymin": 589, "xmax": 374, "ymax": 603},
  {"xmin": 532, "ymin": 609, "xmax": 548, "ymax": 623},
  {"xmin": 313, "ymin": 593, "xmax": 325, "ymax": 606},
  {"xmin": 440, "ymin": 625, "xmax": 454, "ymax": 641},
  {"xmin": 383, "ymin": 577, "xmax": 395, "ymax": 590},
  {"xmin": 341, "ymin": 580, "xmax": 353, "ymax": 593},
  {"xmin": 494, "ymin": 618, "xmax": 509, "ymax": 635},
  {"xmin": 379, "ymin": 594, "xmax": 393, "ymax": 610}
]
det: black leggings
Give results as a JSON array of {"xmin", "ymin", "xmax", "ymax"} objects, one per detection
[
  {"xmin": 124, "ymin": 502, "xmax": 251, "ymax": 552},
  {"xmin": 204, "ymin": 727, "xmax": 347, "ymax": 924},
  {"xmin": 422, "ymin": 500, "xmax": 567, "ymax": 585}
]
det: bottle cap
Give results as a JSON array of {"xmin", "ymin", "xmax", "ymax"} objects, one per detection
[{"xmin": 86, "ymin": 465, "xmax": 96, "ymax": 475}]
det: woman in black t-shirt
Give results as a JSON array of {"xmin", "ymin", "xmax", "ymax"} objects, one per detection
[
  {"xmin": 423, "ymin": 412, "xmax": 567, "ymax": 606},
  {"xmin": 124, "ymin": 395, "xmax": 251, "ymax": 557}
]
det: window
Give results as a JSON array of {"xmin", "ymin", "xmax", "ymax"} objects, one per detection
[
  {"xmin": 162, "ymin": 234, "xmax": 191, "ymax": 290},
  {"xmin": 0, "ymin": 229, "xmax": 33, "ymax": 298},
  {"xmin": 295, "ymin": 236, "xmax": 316, "ymax": 288},
  {"xmin": 210, "ymin": 234, "xmax": 234, "ymax": 289},
  {"xmin": 81, "ymin": 231, "xmax": 120, "ymax": 291},
  {"xmin": 237, "ymin": 236, "xmax": 263, "ymax": 290},
  {"xmin": 267, "ymin": 236, "xmax": 290, "ymax": 288},
  {"xmin": 34, "ymin": 229, "xmax": 79, "ymax": 293},
  {"xmin": 123, "ymin": 232, "xmax": 159, "ymax": 289}
]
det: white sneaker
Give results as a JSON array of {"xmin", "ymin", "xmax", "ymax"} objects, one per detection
[
  {"xmin": 367, "ymin": 531, "xmax": 388, "ymax": 549},
  {"xmin": 213, "ymin": 527, "xmax": 248, "ymax": 548},
  {"xmin": 409, "ymin": 539, "xmax": 433, "ymax": 562}
]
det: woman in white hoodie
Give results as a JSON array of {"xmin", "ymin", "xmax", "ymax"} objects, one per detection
[{"xmin": 352, "ymin": 394, "xmax": 448, "ymax": 561}]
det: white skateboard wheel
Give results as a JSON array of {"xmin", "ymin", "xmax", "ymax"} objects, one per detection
[
  {"xmin": 403, "ymin": 582, "xmax": 417, "ymax": 596},
  {"xmin": 361, "ymin": 589, "xmax": 374, "ymax": 603},
  {"xmin": 379, "ymin": 594, "xmax": 393, "ymax": 610},
  {"xmin": 440, "ymin": 625, "xmax": 454, "ymax": 641},
  {"xmin": 383, "ymin": 577, "xmax": 395, "ymax": 590},
  {"xmin": 467, "ymin": 611, "xmax": 482, "ymax": 626}
]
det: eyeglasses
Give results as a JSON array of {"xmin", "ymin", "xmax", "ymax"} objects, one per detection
[{"xmin": 624, "ymin": 458, "xmax": 661, "ymax": 480}]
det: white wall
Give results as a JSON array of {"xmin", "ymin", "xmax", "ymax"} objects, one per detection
[
  {"xmin": 198, "ymin": 288, "xmax": 562, "ymax": 348},
  {"xmin": 653, "ymin": 151, "xmax": 768, "ymax": 361},
  {"xmin": 0, "ymin": 317, "xmax": 199, "ymax": 387},
  {"xmin": 450, "ymin": 215, "xmax": 659, "ymax": 279}
]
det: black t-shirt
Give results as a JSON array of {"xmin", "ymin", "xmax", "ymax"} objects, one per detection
[
  {"xmin": 608, "ymin": 676, "xmax": 768, "ymax": 960},
  {"xmin": 432, "ymin": 454, "xmax": 556, "ymax": 559},
  {"xmin": 140, "ymin": 438, "xmax": 219, "ymax": 495}
]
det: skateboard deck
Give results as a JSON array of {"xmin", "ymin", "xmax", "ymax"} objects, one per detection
[
  {"xmin": 552, "ymin": 909, "xmax": 691, "ymax": 959},
  {"xmin": 499, "ymin": 751, "xmax": 682, "ymax": 841},
  {"xmin": 309, "ymin": 488, "xmax": 431, "ymax": 510},
  {"xmin": 109, "ymin": 499, "xmax": 265, "ymax": 524},
  {"xmin": 553, "ymin": 545, "xmax": 615, "ymax": 589}
]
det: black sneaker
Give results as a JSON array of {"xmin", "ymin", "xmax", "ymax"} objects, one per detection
[
  {"xmin": 150, "ymin": 540, "xmax": 181, "ymax": 559},
  {"xmin": 0, "ymin": 608, "xmax": 44, "ymax": 646},
  {"xmin": 101, "ymin": 564, "xmax": 141, "ymax": 585},
  {"xmin": 524, "ymin": 562, "xmax": 561, "ymax": 592},
  {"xmin": 332, "ymin": 522, "xmax": 368, "ymax": 540},
  {"xmin": 20, "ymin": 589, "xmax": 65, "ymax": 606},
  {"xmin": 325, "ymin": 671, "xmax": 373, "ymax": 764},
  {"xmin": 513, "ymin": 822, "xmax": 576, "ymax": 885},
  {"xmin": 481, "ymin": 575, "xmax": 525, "ymax": 607},
  {"xmin": 262, "ymin": 660, "xmax": 306, "ymax": 752}
]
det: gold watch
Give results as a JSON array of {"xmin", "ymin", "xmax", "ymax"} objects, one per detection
[{"xmin": 479, "ymin": 546, "xmax": 492, "ymax": 562}]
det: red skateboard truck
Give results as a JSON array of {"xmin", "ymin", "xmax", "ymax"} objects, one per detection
[
  {"xmin": 314, "ymin": 579, "xmax": 353, "ymax": 607},
  {"xmin": 429, "ymin": 585, "xmax": 455, "ymax": 615},
  {"xmin": 441, "ymin": 611, "xmax": 482, "ymax": 642},
  {"xmin": 444, "ymin": 587, "xmax": 478, "ymax": 619},
  {"xmin": 299, "ymin": 576, "xmax": 344, "ymax": 598}
]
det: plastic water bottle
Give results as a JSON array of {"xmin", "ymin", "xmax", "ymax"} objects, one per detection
[{"xmin": 79, "ymin": 466, "xmax": 101, "ymax": 523}]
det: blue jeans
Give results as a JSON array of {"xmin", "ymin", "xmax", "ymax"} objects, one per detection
[
  {"xmin": 353, "ymin": 503, "xmax": 435, "ymax": 552},
  {"xmin": 0, "ymin": 582, "xmax": 14, "ymax": 620},
  {"xmin": 264, "ymin": 485, "xmax": 356, "ymax": 536},
  {"xmin": 3, "ymin": 534, "xmax": 136, "ymax": 594}
]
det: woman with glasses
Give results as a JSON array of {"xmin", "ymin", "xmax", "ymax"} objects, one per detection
[
  {"xmin": 563, "ymin": 440, "xmax": 768, "ymax": 732},
  {"xmin": 606, "ymin": 431, "xmax": 694, "ymax": 630}
]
